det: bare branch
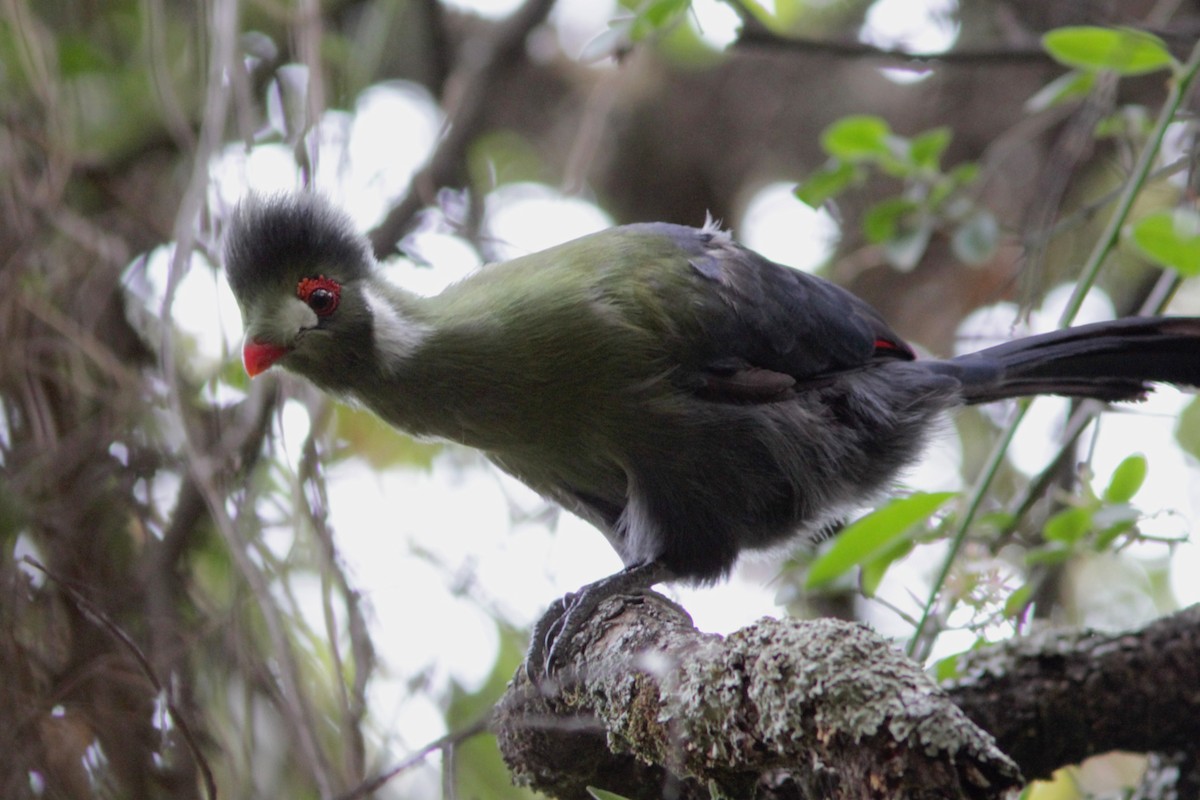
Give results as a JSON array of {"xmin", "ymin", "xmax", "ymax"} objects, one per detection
[
  {"xmin": 22, "ymin": 558, "xmax": 218, "ymax": 800},
  {"xmin": 368, "ymin": 0, "xmax": 558, "ymax": 257},
  {"xmin": 733, "ymin": 28, "xmax": 1053, "ymax": 65},
  {"xmin": 334, "ymin": 716, "xmax": 491, "ymax": 800}
]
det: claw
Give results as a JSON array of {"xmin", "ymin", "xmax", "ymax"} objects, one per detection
[{"xmin": 524, "ymin": 561, "xmax": 671, "ymax": 684}]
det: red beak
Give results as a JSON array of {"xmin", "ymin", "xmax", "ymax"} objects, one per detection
[{"xmin": 243, "ymin": 339, "xmax": 290, "ymax": 377}]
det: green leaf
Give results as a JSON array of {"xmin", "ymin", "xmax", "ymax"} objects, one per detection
[
  {"xmin": 908, "ymin": 127, "xmax": 951, "ymax": 171},
  {"xmin": 445, "ymin": 626, "xmax": 534, "ymax": 799},
  {"xmin": 947, "ymin": 162, "xmax": 981, "ymax": 186},
  {"xmin": 642, "ymin": 0, "xmax": 690, "ymax": 25},
  {"xmin": 1042, "ymin": 27, "xmax": 1176, "ymax": 76},
  {"xmin": 933, "ymin": 652, "xmax": 963, "ymax": 682},
  {"xmin": 1003, "ymin": 584, "xmax": 1035, "ymax": 619},
  {"xmin": 332, "ymin": 405, "xmax": 441, "ymax": 469},
  {"xmin": 1043, "ymin": 505, "xmax": 1092, "ymax": 544},
  {"xmin": 862, "ymin": 197, "xmax": 918, "ymax": 243},
  {"xmin": 951, "ymin": 210, "xmax": 999, "ymax": 265},
  {"xmin": 1025, "ymin": 69, "xmax": 1097, "ymax": 113},
  {"xmin": 977, "ymin": 510, "xmax": 1015, "ymax": 532},
  {"xmin": 806, "ymin": 492, "xmax": 955, "ymax": 589},
  {"xmin": 821, "ymin": 115, "xmax": 894, "ymax": 161},
  {"xmin": 1103, "ymin": 453, "xmax": 1147, "ymax": 503},
  {"xmin": 1093, "ymin": 504, "xmax": 1140, "ymax": 551},
  {"xmin": 588, "ymin": 789, "xmax": 635, "ymax": 800},
  {"xmin": 859, "ymin": 538, "xmax": 914, "ymax": 597},
  {"xmin": 59, "ymin": 35, "xmax": 114, "ymax": 75},
  {"xmin": 1176, "ymin": 398, "xmax": 1200, "ymax": 460},
  {"xmin": 1128, "ymin": 209, "xmax": 1200, "ymax": 276},
  {"xmin": 795, "ymin": 161, "xmax": 858, "ymax": 207},
  {"xmin": 1025, "ymin": 543, "xmax": 1073, "ymax": 566},
  {"xmin": 631, "ymin": 0, "xmax": 691, "ymax": 39}
]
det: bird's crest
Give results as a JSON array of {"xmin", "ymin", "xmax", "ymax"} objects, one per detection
[
  {"xmin": 700, "ymin": 211, "xmax": 732, "ymax": 244},
  {"xmin": 224, "ymin": 193, "xmax": 375, "ymax": 300}
]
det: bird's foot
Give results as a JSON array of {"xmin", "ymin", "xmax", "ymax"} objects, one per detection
[{"xmin": 525, "ymin": 561, "xmax": 670, "ymax": 684}]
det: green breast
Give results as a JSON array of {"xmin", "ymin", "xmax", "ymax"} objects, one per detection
[{"xmin": 382, "ymin": 227, "xmax": 708, "ymax": 496}]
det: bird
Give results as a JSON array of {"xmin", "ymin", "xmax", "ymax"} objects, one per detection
[{"xmin": 224, "ymin": 192, "xmax": 1200, "ymax": 672}]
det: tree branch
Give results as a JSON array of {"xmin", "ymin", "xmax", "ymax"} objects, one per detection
[
  {"xmin": 947, "ymin": 604, "xmax": 1200, "ymax": 782},
  {"xmin": 733, "ymin": 28, "xmax": 1053, "ymax": 66},
  {"xmin": 368, "ymin": 0, "xmax": 557, "ymax": 257},
  {"xmin": 498, "ymin": 596, "xmax": 1200, "ymax": 798},
  {"xmin": 496, "ymin": 592, "xmax": 1021, "ymax": 800}
]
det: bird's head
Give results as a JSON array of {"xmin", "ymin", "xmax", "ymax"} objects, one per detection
[{"xmin": 223, "ymin": 193, "xmax": 379, "ymax": 388}]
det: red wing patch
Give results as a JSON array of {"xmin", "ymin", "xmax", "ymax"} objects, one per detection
[{"xmin": 873, "ymin": 337, "xmax": 915, "ymax": 360}]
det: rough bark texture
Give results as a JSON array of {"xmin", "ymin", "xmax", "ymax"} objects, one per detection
[
  {"xmin": 496, "ymin": 592, "xmax": 1022, "ymax": 800},
  {"xmin": 946, "ymin": 604, "xmax": 1200, "ymax": 783},
  {"xmin": 498, "ymin": 598, "xmax": 1200, "ymax": 799}
]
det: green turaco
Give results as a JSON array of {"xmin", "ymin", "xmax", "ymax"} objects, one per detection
[{"xmin": 224, "ymin": 192, "xmax": 1200, "ymax": 672}]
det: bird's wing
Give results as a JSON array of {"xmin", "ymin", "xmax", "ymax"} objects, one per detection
[{"xmin": 628, "ymin": 223, "xmax": 914, "ymax": 402}]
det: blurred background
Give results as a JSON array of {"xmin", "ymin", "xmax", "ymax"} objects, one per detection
[{"xmin": 1, "ymin": 0, "xmax": 1198, "ymax": 797}]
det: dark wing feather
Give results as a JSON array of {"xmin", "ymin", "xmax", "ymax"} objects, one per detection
[{"xmin": 631, "ymin": 223, "xmax": 913, "ymax": 400}]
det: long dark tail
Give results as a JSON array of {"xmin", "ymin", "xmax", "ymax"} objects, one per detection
[{"xmin": 929, "ymin": 317, "xmax": 1200, "ymax": 404}]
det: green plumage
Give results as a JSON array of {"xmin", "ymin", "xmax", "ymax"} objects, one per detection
[
  {"xmin": 382, "ymin": 229, "xmax": 691, "ymax": 444},
  {"xmin": 225, "ymin": 194, "xmax": 1200, "ymax": 585},
  {"xmin": 357, "ymin": 229, "xmax": 736, "ymax": 556},
  {"xmin": 225, "ymin": 196, "xmax": 950, "ymax": 579}
]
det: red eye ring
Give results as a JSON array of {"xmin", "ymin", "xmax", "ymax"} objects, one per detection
[{"xmin": 297, "ymin": 275, "xmax": 340, "ymax": 317}]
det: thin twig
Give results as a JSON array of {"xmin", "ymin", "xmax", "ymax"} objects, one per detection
[
  {"xmin": 1023, "ymin": 156, "xmax": 1190, "ymax": 249},
  {"xmin": 298, "ymin": 394, "xmax": 377, "ymax": 786},
  {"xmin": 1018, "ymin": 72, "xmax": 1116, "ymax": 304},
  {"xmin": 735, "ymin": 28, "xmax": 1053, "ymax": 65},
  {"xmin": 22, "ymin": 557, "xmax": 219, "ymax": 800},
  {"xmin": 144, "ymin": 0, "xmax": 198, "ymax": 150},
  {"xmin": 1056, "ymin": 44, "xmax": 1200, "ymax": 324},
  {"xmin": 333, "ymin": 715, "xmax": 492, "ymax": 800},
  {"xmin": 158, "ymin": 0, "xmax": 339, "ymax": 792},
  {"xmin": 368, "ymin": 0, "xmax": 558, "ymax": 257},
  {"xmin": 908, "ymin": 39, "xmax": 1200, "ymax": 659}
]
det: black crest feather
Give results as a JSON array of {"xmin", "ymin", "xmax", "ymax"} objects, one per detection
[{"xmin": 224, "ymin": 193, "xmax": 374, "ymax": 299}]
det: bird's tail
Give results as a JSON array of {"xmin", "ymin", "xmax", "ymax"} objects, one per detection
[{"xmin": 929, "ymin": 316, "xmax": 1200, "ymax": 404}]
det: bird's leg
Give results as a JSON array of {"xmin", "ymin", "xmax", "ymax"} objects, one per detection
[{"xmin": 526, "ymin": 560, "xmax": 672, "ymax": 682}]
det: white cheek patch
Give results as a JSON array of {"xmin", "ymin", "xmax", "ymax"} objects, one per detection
[
  {"xmin": 363, "ymin": 286, "xmax": 429, "ymax": 370},
  {"xmin": 254, "ymin": 296, "xmax": 316, "ymax": 344},
  {"xmin": 289, "ymin": 298, "xmax": 319, "ymax": 331}
]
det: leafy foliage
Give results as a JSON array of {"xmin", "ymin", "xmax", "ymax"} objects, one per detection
[
  {"xmin": 806, "ymin": 492, "xmax": 955, "ymax": 593},
  {"xmin": 1128, "ymin": 209, "xmax": 1200, "ymax": 276},
  {"xmin": 1041, "ymin": 27, "xmax": 1176, "ymax": 76},
  {"xmin": 1177, "ymin": 399, "xmax": 1200, "ymax": 460},
  {"xmin": 797, "ymin": 116, "xmax": 996, "ymax": 270},
  {"xmin": 795, "ymin": 21, "xmax": 1200, "ymax": 685},
  {"xmin": 580, "ymin": 0, "xmax": 695, "ymax": 61}
]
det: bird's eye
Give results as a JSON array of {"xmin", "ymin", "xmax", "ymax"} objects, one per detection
[
  {"xmin": 307, "ymin": 288, "xmax": 336, "ymax": 314},
  {"xmin": 297, "ymin": 275, "xmax": 340, "ymax": 317}
]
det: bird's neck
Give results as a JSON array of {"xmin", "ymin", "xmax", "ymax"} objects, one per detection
[
  {"xmin": 349, "ymin": 271, "xmax": 638, "ymax": 454},
  {"xmin": 347, "ymin": 278, "xmax": 536, "ymax": 449},
  {"xmin": 359, "ymin": 279, "xmax": 434, "ymax": 374}
]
